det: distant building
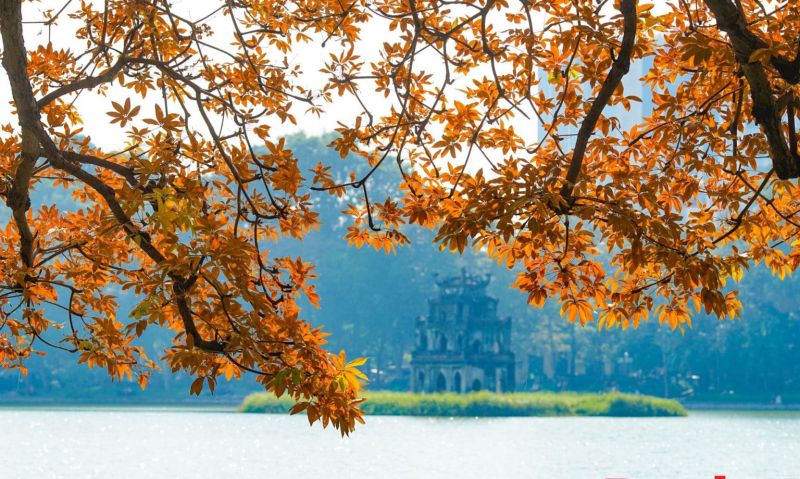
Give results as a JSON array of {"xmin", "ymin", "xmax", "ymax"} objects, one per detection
[{"xmin": 411, "ymin": 271, "xmax": 515, "ymax": 393}]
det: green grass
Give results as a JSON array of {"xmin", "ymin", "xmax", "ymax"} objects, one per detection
[{"xmin": 239, "ymin": 391, "xmax": 687, "ymax": 417}]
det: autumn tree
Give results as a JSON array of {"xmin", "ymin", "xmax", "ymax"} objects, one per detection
[
  {"xmin": 2, "ymin": 0, "xmax": 800, "ymax": 435},
  {"xmin": 0, "ymin": 0, "xmax": 368, "ymax": 434},
  {"xmin": 316, "ymin": 0, "xmax": 800, "ymax": 331}
]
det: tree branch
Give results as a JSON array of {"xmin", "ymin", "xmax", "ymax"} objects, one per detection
[
  {"xmin": 560, "ymin": 0, "xmax": 638, "ymax": 201},
  {"xmin": 704, "ymin": 0, "xmax": 800, "ymax": 179},
  {"xmin": 0, "ymin": 0, "xmax": 42, "ymax": 270},
  {"xmin": 36, "ymin": 52, "xmax": 129, "ymax": 109},
  {"xmin": 0, "ymin": 0, "xmax": 226, "ymax": 354}
]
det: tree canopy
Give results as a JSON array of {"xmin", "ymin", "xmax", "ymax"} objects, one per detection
[
  {"xmin": 1, "ymin": 0, "xmax": 799, "ymax": 434},
  {"xmin": 318, "ymin": 0, "xmax": 800, "ymax": 333}
]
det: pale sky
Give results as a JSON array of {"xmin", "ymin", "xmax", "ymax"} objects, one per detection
[
  {"xmin": 0, "ymin": 1, "xmax": 675, "ymax": 155},
  {"xmin": 0, "ymin": 0, "xmax": 393, "ymax": 150}
]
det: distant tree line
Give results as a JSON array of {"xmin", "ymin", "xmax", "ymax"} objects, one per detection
[{"xmin": 1, "ymin": 135, "xmax": 797, "ymax": 404}]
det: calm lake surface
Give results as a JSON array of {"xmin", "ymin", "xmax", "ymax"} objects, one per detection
[{"xmin": 0, "ymin": 408, "xmax": 798, "ymax": 479}]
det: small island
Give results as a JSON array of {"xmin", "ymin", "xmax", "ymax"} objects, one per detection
[
  {"xmin": 239, "ymin": 391, "xmax": 687, "ymax": 418},
  {"xmin": 241, "ymin": 274, "xmax": 686, "ymax": 419}
]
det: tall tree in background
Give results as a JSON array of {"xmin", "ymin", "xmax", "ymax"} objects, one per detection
[{"xmin": 1, "ymin": 0, "xmax": 799, "ymax": 434}]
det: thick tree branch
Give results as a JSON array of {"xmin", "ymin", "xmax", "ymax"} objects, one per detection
[
  {"xmin": 0, "ymin": 0, "xmax": 42, "ymax": 269},
  {"xmin": 0, "ymin": 0, "xmax": 226, "ymax": 354},
  {"xmin": 704, "ymin": 0, "xmax": 800, "ymax": 179},
  {"xmin": 706, "ymin": 0, "xmax": 800, "ymax": 84},
  {"xmin": 560, "ymin": 0, "xmax": 638, "ymax": 201}
]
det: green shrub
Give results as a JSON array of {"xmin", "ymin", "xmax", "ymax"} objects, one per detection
[{"xmin": 239, "ymin": 391, "xmax": 687, "ymax": 417}]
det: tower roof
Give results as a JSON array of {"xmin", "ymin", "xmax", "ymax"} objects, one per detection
[{"xmin": 433, "ymin": 268, "xmax": 491, "ymax": 299}]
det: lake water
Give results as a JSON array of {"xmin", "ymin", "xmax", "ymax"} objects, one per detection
[{"xmin": 0, "ymin": 408, "xmax": 798, "ymax": 479}]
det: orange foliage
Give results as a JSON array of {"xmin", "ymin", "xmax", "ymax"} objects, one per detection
[
  {"xmin": 314, "ymin": 0, "xmax": 800, "ymax": 334},
  {"xmin": 0, "ymin": 0, "xmax": 371, "ymax": 435},
  {"xmin": 1, "ymin": 0, "xmax": 800, "ymax": 436}
]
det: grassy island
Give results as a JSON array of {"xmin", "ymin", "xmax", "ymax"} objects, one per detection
[{"xmin": 239, "ymin": 391, "xmax": 687, "ymax": 417}]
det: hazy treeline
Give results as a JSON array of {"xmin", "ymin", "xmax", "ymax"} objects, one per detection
[{"xmin": 1, "ymin": 135, "xmax": 797, "ymax": 403}]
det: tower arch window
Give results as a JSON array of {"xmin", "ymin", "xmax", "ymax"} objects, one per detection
[
  {"xmin": 436, "ymin": 371, "xmax": 447, "ymax": 392},
  {"xmin": 471, "ymin": 339, "xmax": 481, "ymax": 353},
  {"xmin": 438, "ymin": 334, "xmax": 447, "ymax": 352}
]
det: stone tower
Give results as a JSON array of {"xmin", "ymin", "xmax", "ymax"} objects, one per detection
[{"xmin": 411, "ymin": 271, "xmax": 515, "ymax": 393}]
